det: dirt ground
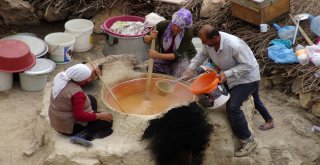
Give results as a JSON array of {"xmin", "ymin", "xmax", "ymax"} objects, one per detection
[{"xmin": 0, "ymin": 23, "xmax": 319, "ymax": 165}]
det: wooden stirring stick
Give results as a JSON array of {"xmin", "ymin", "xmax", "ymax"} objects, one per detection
[
  {"xmin": 144, "ymin": 27, "xmax": 157, "ymax": 100},
  {"xmin": 87, "ymin": 57, "xmax": 125, "ymax": 113}
]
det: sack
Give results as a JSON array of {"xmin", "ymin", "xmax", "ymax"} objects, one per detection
[{"xmin": 267, "ymin": 44, "xmax": 298, "ymax": 64}]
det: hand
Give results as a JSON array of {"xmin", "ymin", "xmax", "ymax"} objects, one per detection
[
  {"xmin": 96, "ymin": 112, "xmax": 113, "ymax": 122},
  {"xmin": 182, "ymin": 68, "xmax": 195, "ymax": 80},
  {"xmin": 149, "ymin": 30, "xmax": 158, "ymax": 40},
  {"xmin": 148, "ymin": 49, "xmax": 160, "ymax": 59},
  {"xmin": 89, "ymin": 67, "xmax": 101, "ymax": 81},
  {"xmin": 217, "ymin": 73, "xmax": 227, "ymax": 83}
]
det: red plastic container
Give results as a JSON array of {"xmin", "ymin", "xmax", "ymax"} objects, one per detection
[
  {"xmin": 190, "ymin": 71, "xmax": 221, "ymax": 95},
  {"xmin": 101, "ymin": 15, "xmax": 146, "ymax": 38},
  {"xmin": 0, "ymin": 39, "xmax": 35, "ymax": 72}
]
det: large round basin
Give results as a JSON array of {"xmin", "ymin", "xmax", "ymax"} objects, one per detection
[{"xmin": 103, "ymin": 78, "xmax": 195, "ymax": 115}]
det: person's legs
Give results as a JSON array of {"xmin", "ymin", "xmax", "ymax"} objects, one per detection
[
  {"xmin": 60, "ymin": 124, "xmax": 93, "ymax": 147},
  {"xmin": 251, "ymin": 81, "xmax": 274, "ymax": 130},
  {"xmin": 84, "ymin": 120, "xmax": 113, "ymax": 140},
  {"xmin": 227, "ymin": 84, "xmax": 254, "ymax": 140},
  {"xmin": 226, "ymin": 82, "xmax": 258, "ymax": 157},
  {"xmin": 251, "ymin": 81, "xmax": 273, "ymax": 121},
  {"xmin": 83, "ymin": 95, "xmax": 113, "ymax": 140},
  {"xmin": 87, "ymin": 95, "xmax": 97, "ymax": 112}
]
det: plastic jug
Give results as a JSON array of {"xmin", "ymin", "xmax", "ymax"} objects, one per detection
[
  {"xmin": 308, "ymin": 15, "xmax": 320, "ymax": 36},
  {"xmin": 273, "ymin": 23, "xmax": 297, "ymax": 41},
  {"xmin": 295, "ymin": 44, "xmax": 309, "ymax": 65}
]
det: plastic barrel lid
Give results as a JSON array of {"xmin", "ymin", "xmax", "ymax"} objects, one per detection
[
  {"xmin": 23, "ymin": 58, "xmax": 56, "ymax": 75},
  {"xmin": 3, "ymin": 35, "xmax": 48, "ymax": 58}
]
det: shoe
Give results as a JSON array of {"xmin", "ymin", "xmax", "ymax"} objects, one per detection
[
  {"xmin": 259, "ymin": 122, "xmax": 275, "ymax": 131},
  {"xmin": 234, "ymin": 139, "xmax": 258, "ymax": 157},
  {"xmin": 70, "ymin": 136, "xmax": 93, "ymax": 147}
]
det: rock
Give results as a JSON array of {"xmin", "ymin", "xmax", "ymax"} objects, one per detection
[
  {"xmin": 43, "ymin": 6, "xmax": 68, "ymax": 22},
  {"xmin": 200, "ymin": 0, "xmax": 226, "ymax": 18},
  {"xmin": 254, "ymin": 148, "xmax": 272, "ymax": 165},
  {"xmin": 71, "ymin": 158, "xmax": 100, "ymax": 165},
  {"xmin": 286, "ymin": 96, "xmax": 300, "ymax": 107},
  {"xmin": 92, "ymin": 7, "xmax": 125, "ymax": 34},
  {"xmin": 311, "ymin": 102, "xmax": 320, "ymax": 117},
  {"xmin": 270, "ymin": 145, "xmax": 303, "ymax": 165},
  {"xmin": 304, "ymin": 112, "xmax": 320, "ymax": 125},
  {"xmin": 0, "ymin": 0, "xmax": 39, "ymax": 25},
  {"xmin": 260, "ymin": 77, "xmax": 273, "ymax": 89},
  {"xmin": 301, "ymin": 162, "xmax": 316, "ymax": 165},
  {"xmin": 231, "ymin": 157, "xmax": 253, "ymax": 165},
  {"xmin": 271, "ymin": 76, "xmax": 287, "ymax": 86},
  {"xmin": 291, "ymin": 78, "xmax": 303, "ymax": 94},
  {"xmin": 23, "ymin": 141, "xmax": 38, "ymax": 156},
  {"xmin": 284, "ymin": 115, "xmax": 313, "ymax": 138},
  {"xmin": 299, "ymin": 92, "xmax": 314, "ymax": 109}
]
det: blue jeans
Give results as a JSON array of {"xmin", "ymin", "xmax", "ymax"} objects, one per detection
[{"xmin": 226, "ymin": 81, "xmax": 272, "ymax": 140}]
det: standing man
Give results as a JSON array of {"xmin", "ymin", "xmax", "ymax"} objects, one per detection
[{"xmin": 183, "ymin": 25, "xmax": 274, "ymax": 157}]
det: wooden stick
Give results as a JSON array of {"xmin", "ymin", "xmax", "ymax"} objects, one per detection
[
  {"xmin": 144, "ymin": 27, "xmax": 157, "ymax": 100},
  {"xmin": 289, "ymin": 14, "xmax": 313, "ymax": 46},
  {"xmin": 87, "ymin": 57, "xmax": 125, "ymax": 113}
]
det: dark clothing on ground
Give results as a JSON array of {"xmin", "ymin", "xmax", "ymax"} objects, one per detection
[{"xmin": 67, "ymin": 95, "xmax": 113, "ymax": 141}]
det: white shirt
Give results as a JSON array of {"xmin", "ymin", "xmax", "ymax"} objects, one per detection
[{"xmin": 188, "ymin": 32, "xmax": 260, "ymax": 89}]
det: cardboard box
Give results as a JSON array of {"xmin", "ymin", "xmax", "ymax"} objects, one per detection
[{"xmin": 231, "ymin": 0, "xmax": 290, "ymax": 25}]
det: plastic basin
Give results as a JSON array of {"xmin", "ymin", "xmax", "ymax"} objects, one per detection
[{"xmin": 0, "ymin": 39, "xmax": 35, "ymax": 72}]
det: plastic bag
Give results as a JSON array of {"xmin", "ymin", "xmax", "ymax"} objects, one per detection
[
  {"xmin": 110, "ymin": 21, "xmax": 144, "ymax": 35},
  {"xmin": 306, "ymin": 45, "xmax": 320, "ymax": 66},
  {"xmin": 273, "ymin": 23, "xmax": 298, "ymax": 41},
  {"xmin": 144, "ymin": 13, "xmax": 165, "ymax": 28},
  {"xmin": 267, "ymin": 44, "xmax": 298, "ymax": 64},
  {"xmin": 295, "ymin": 44, "xmax": 309, "ymax": 65},
  {"xmin": 269, "ymin": 39, "xmax": 292, "ymax": 48},
  {"xmin": 309, "ymin": 15, "xmax": 320, "ymax": 36}
]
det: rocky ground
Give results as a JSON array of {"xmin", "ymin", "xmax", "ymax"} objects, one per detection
[{"xmin": 0, "ymin": 22, "xmax": 319, "ymax": 164}]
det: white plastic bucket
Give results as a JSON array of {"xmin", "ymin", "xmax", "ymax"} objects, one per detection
[
  {"xmin": 0, "ymin": 72, "xmax": 13, "ymax": 91},
  {"xmin": 196, "ymin": 84, "xmax": 230, "ymax": 110},
  {"xmin": 19, "ymin": 73, "xmax": 48, "ymax": 92},
  {"xmin": 45, "ymin": 32, "xmax": 75, "ymax": 64},
  {"xmin": 19, "ymin": 58, "xmax": 55, "ymax": 92},
  {"xmin": 65, "ymin": 19, "xmax": 94, "ymax": 52}
]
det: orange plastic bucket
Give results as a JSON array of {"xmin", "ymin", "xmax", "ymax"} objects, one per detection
[
  {"xmin": 190, "ymin": 71, "xmax": 230, "ymax": 110},
  {"xmin": 190, "ymin": 71, "xmax": 220, "ymax": 95}
]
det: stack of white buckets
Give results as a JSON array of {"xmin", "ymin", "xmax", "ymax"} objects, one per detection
[{"xmin": 45, "ymin": 19, "xmax": 94, "ymax": 64}]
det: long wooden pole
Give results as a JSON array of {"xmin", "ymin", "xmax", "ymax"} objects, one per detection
[
  {"xmin": 87, "ymin": 57, "xmax": 125, "ymax": 112},
  {"xmin": 144, "ymin": 27, "xmax": 157, "ymax": 100},
  {"xmin": 289, "ymin": 14, "xmax": 313, "ymax": 46}
]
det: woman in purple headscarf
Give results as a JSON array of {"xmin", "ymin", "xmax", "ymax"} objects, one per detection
[{"xmin": 143, "ymin": 8, "xmax": 197, "ymax": 77}]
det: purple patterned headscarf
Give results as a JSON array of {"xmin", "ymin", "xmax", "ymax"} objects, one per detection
[{"xmin": 163, "ymin": 8, "xmax": 193, "ymax": 52}]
